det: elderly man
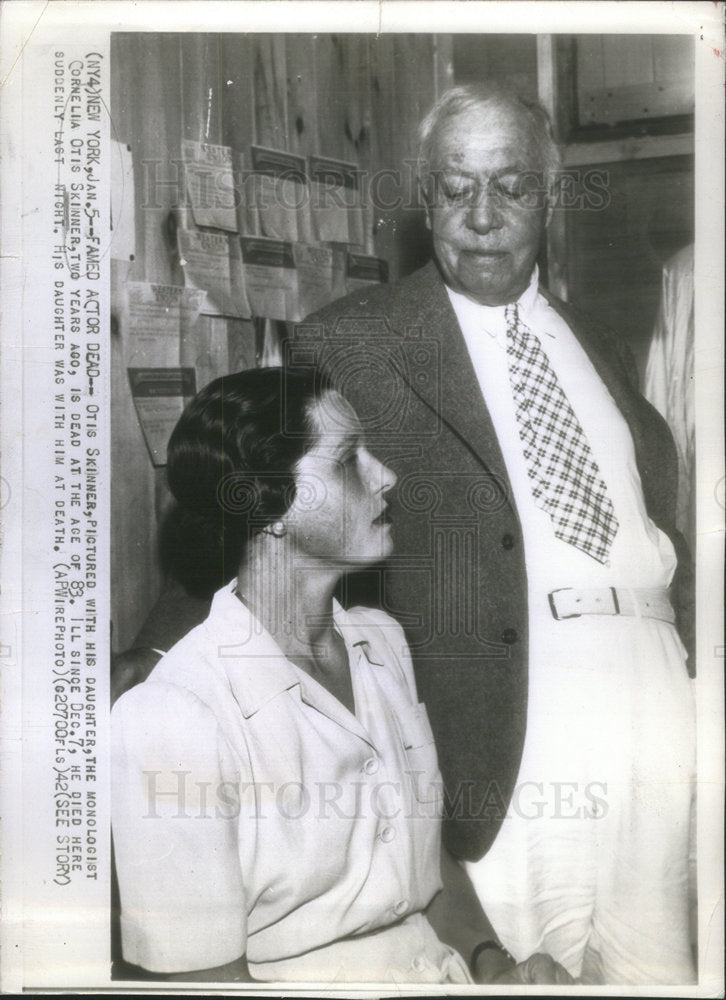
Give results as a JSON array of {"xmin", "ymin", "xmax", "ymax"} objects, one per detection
[
  {"xmin": 291, "ymin": 84, "xmax": 696, "ymax": 985},
  {"xmin": 118, "ymin": 84, "xmax": 695, "ymax": 984}
]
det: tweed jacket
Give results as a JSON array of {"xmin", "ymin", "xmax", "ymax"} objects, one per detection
[{"xmin": 293, "ymin": 259, "xmax": 694, "ymax": 861}]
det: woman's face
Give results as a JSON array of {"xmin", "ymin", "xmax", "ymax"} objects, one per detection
[{"xmin": 285, "ymin": 391, "xmax": 396, "ymax": 567}]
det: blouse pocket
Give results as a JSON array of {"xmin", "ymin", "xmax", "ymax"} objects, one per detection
[{"xmin": 398, "ymin": 702, "xmax": 444, "ymax": 805}]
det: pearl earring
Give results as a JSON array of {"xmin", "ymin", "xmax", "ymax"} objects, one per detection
[{"xmin": 265, "ymin": 520, "xmax": 287, "ymax": 538}]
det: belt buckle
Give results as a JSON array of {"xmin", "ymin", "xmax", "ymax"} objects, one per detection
[
  {"xmin": 548, "ymin": 588, "xmax": 580, "ymax": 620},
  {"xmin": 548, "ymin": 587, "xmax": 620, "ymax": 620}
]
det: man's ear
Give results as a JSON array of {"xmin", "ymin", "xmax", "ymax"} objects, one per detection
[
  {"xmin": 417, "ymin": 171, "xmax": 435, "ymax": 231},
  {"xmin": 419, "ymin": 180, "xmax": 433, "ymax": 231},
  {"xmin": 543, "ymin": 170, "xmax": 560, "ymax": 227},
  {"xmin": 544, "ymin": 198, "xmax": 554, "ymax": 228}
]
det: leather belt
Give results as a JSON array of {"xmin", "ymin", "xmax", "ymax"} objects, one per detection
[{"xmin": 548, "ymin": 587, "xmax": 676, "ymax": 625}]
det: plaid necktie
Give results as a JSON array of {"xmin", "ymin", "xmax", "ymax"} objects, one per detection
[{"xmin": 504, "ymin": 303, "xmax": 619, "ymax": 563}]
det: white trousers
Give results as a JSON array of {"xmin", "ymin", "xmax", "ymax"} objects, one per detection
[{"xmin": 466, "ymin": 612, "xmax": 696, "ymax": 985}]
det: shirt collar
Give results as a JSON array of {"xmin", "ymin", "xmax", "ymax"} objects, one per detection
[
  {"xmin": 446, "ymin": 265, "xmax": 540, "ymax": 340},
  {"xmin": 330, "ymin": 601, "xmax": 385, "ymax": 665},
  {"xmin": 206, "ymin": 581, "xmax": 382, "ymax": 717}
]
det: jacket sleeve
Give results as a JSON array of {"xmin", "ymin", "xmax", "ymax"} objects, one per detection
[{"xmin": 670, "ymin": 528, "xmax": 696, "ymax": 676}]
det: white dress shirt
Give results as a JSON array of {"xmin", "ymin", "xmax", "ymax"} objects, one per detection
[{"xmin": 446, "ymin": 267, "xmax": 678, "ymax": 611}]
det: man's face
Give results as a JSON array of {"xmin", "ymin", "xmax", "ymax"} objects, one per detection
[{"xmin": 426, "ymin": 103, "xmax": 551, "ymax": 307}]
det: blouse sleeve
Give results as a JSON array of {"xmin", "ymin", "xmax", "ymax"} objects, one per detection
[{"xmin": 111, "ymin": 681, "xmax": 247, "ymax": 974}]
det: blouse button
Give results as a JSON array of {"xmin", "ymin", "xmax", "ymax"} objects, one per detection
[
  {"xmin": 393, "ymin": 898, "xmax": 409, "ymax": 916},
  {"xmin": 501, "ymin": 533, "xmax": 515, "ymax": 550},
  {"xmin": 363, "ymin": 756, "xmax": 379, "ymax": 775},
  {"xmin": 380, "ymin": 825, "xmax": 396, "ymax": 843},
  {"xmin": 501, "ymin": 627, "xmax": 519, "ymax": 645}
]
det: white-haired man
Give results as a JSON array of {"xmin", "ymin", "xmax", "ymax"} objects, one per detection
[{"xmin": 296, "ymin": 84, "xmax": 696, "ymax": 984}]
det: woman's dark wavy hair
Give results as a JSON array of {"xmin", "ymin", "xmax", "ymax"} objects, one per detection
[{"xmin": 163, "ymin": 365, "xmax": 332, "ymax": 595}]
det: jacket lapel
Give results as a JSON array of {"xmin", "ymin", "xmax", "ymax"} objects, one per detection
[
  {"xmin": 541, "ymin": 289, "xmax": 646, "ymax": 459},
  {"xmin": 387, "ymin": 261, "xmax": 515, "ymax": 509}
]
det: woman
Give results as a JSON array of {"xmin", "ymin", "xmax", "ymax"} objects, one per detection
[{"xmin": 112, "ymin": 367, "xmax": 570, "ymax": 984}]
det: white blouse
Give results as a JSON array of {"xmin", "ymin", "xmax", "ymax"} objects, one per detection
[{"xmin": 112, "ymin": 581, "xmax": 469, "ymax": 983}]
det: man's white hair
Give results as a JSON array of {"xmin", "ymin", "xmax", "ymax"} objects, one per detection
[{"xmin": 417, "ymin": 82, "xmax": 562, "ymax": 189}]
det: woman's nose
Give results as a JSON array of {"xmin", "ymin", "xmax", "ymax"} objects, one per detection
[
  {"xmin": 380, "ymin": 462, "xmax": 397, "ymax": 493},
  {"xmin": 369, "ymin": 455, "xmax": 397, "ymax": 493}
]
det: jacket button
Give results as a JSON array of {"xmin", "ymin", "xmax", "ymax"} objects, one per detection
[
  {"xmin": 501, "ymin": 628, "xmax": 518, "ymax": 645},
  {"xmin": 363, "ymin": 756, "xmax": 379, "ymax": 775},
  {"xmin": 501, "ymin": 533, "xmax": 516, "ymax": 549}
]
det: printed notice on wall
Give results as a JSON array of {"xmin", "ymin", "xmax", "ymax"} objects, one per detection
[
  {"xmin": 249, "ymin": 145, "xmax": 312, "ymax": 244},
  {"xmin": 182, "ymin": 139, "xmax": 238, "ymax": 233},
  {"xmin": 177, "ymin": 227, "xmax": 252, "ymax": 318},
  {"xmin": 240, "ymin": 235, "xmax": 297, "ymax": 320},
  {"xmin": 292, "ymin": 241, "xmax": 334, "ymax": 320},
  {"xmin": 345, "ymin": 251, "xmax": 389, "ymax": 293},
  {"xmin": 119, "ymin": 281, "xmax": 204, "ymax": 366},
  {"xmin": 128, "ymin": 367, "xmax": 196, "ymax": 465},
  {"xmin": 308, "ymin": 155, "xmax": 362, "ymax": 246}
]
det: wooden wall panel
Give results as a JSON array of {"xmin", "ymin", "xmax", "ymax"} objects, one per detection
[
  {"xmin": 347, "ymin": 36, "xmax": 375, "ymax": 252},
  {"xmin": 602, "ymin": 36, "xmax": 653, "ymax": 87},
  {"xmin": 253, "ymin": 35, "xmax": 289, "ymax": 148},
  {"xmin": 368, "ymin": 34, "xmax": 397, "ymax": 267},
  {"xmin": 340, "ymin": 35, "xmax": 371, "ymax": 166},
  {"xmin": 575, "ymin": 36, "xmax": 605, "ymax": 93},
  {"xmin": 575, "ymin": 34, "xmax": 694, "ymax": 126},
  {"xmin": 220, "ymin": 35, "xmax": 257, "ymax": 148},
  {"xmin": 133, "ymin": 34, "xmax": 184, "ymax": 287},
  {"xmin": 389, "ymin": 35, "xmax": 437, "ymax": 278},
  {"xmin": 285, "ymin": 34, "xmax": 318, "ymax": 157},
  {"xmin": 452, "ymin": 34, "xmax": 539, "ymax": 103},
  {"xmin": 564, "ymin": 156, "xmax": 693, "ymax": 375},
  {"xmin": 180, "ymin": 34, "xmax": 224, "ymax": 144},
  {"xmin": 220, "ymin": 33, "xmax": 259, "ymax": 251},
  {"xmin": 391, "ymin": 35, "xmax": 434, "ymax": 169},
  {"xmin": 653, "ymin": 35, "xmax": 694, "ymax": 82},
  {"xmin": 313, "ymin": 35, "xmax": 347, "ymax": 160},
  {"xmin": 433, "ymin": 34, "xmax": 455, "ymax": 100}
]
